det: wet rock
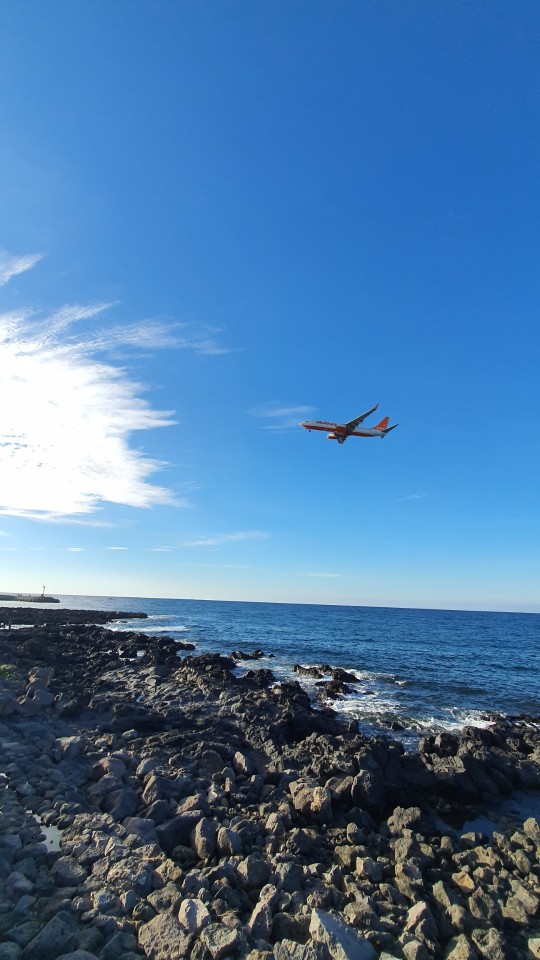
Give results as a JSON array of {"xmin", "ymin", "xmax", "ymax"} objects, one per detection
[{"xmin": 231, "ymin": 650, "xmax": 266, "ymax": 661}]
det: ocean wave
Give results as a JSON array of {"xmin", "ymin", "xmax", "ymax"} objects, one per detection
[{"xmin": 111, "ymin": 624, "xmax": 189, "ymax": 633}]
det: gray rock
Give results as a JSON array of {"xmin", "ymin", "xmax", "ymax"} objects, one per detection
[
  {"xmin": 141, "ymin": 774, "xmax": 193, "ymax": 805},
  {"xmin": 272, "ymin": 913, "xmax": 310, "ymax": 944},
  {"xmin": 178, "ymin": 898, "xmax": 211, "ymax": 934},
  {"xmin": 192, "ymin": 817, "xmax": 216, "ymax": 860},
  {"xmin": 274, "ymin": 860, "xmax": 304, "ymax": 893},
  {"xmin": 265, "ymin": 812, "xmax": 286, "ymax": 836},
  {"xmin": 56, "ymin": 954, "xmax": 100, "ymax": 960},
  {"xmin": 106, "ymin": 855, "xmax": 153, "ymax": 895},
  {"xmin": 309, "ymin": 908, "xmax": 376, "ymax": 960},
  {"xmin": 101, "ymin": 787, "xmax": 138, "ymax": 821},
  {"xmin": 523, "ymin": 816, "xmax": 540, "ymax": 845},
  {"xmin": 236, "ymin": 854, "xmax": 271, "ymax": 889},
  {"xmin": 387, "ymin": 807, "xmax": 434, "ymax": 835},
  {"xmin": 50, "ymin": 857, "xmax": 87, "ymax": 887},
  {"xmin": 0, "ymin": 690, "xmax": 18, "ymax": 716},
  {"xmin": 401, "ymin": 939, "xmax": 430, "ymax": 960},
  {"xmin": 6, "ymin": 923, "xmax": 41, "ymax": 949},
  {"xmin": 137, "ymin": 910, "xmax": 192, "ymax": 960},
  {"xmin": 445, "ymin": 935, "xmax": 478, "ymax": 960},
  {"xmin": 22, "ymin": 911, "xmax": 77, "ymax": 960},
  {"xmin": 55, "ymin": 737, "xmax": 84, "ymax": 760},
  {"xmin": 198, "ymin": 749, "xmax": 226, "ymax": 776},
  {"xmin": 217, "ymin": 826, "xmax": 243, "ymax": 856},
  {"xmin": 355, "ymin": 857, "xmax": 383, "ymax": 883},
  {"xmin": 528, "ymin": 937, "xmax": 540, "ymax": 960},
  {"xmin": 467, "ymin": 889, "xmax": 500, "ymax": 924},
  {"xmin": 470, "ymin": 928, "xmax": 512, "ymax": 960},
  {"xmin": 122, "ymin": 816, "xmax": 159, "ymax": 844},
  {"xmin": 233, "ymin": 751, "xmax": 255, "ymax": 776},
  {"xmin": 350, "ymin": 771, "xmax": 385, "ymax": 812},
  {"xmin": 247, "ymin": 901, "xmax": 273, "ymax": 941},
  {"xmin": 156, "ymin": 813, "xmax": 203, "ymax": 853},
  {"xmin": 100, "ymin": 931, "xmax": 138, "ymax": 959},
  {"xmin": 289, "ymin": 781, "xmax": 332, "ymax": 822},
  {"xmin": 405, "ymin": 901, "xmax": 438, "ymax": 944},
  {"xmin": 0, "ymin": 945, "xmax": 23, "ymax": 960},
  {"xmin": 6, "ymin": 872, "xmax": 34, "ymax": 897},
  {"xmin": 92, "ymin": 757, "xmax": 127, "ymax": 780},
  {"xmin": 199, "ymin": 923, "xmax": 242, "ymax": 959},
  {"xmin": 274, "ymin": 941, "xmax": 324, "ymax": 960}
]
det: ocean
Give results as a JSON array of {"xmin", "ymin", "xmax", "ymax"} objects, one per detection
[{"xmin": 30, "ymin": 594, "xmax": 540, "ymax": 741}]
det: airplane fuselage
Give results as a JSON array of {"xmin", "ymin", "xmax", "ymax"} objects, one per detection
[{"xmin": 301, "ymin": 420, "xmax": 386, "ymax": 441}]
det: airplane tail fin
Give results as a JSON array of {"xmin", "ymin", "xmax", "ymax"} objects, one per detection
[{"xmin": 375, "ymin": 416, "xmax": 389, "ymax": 430}]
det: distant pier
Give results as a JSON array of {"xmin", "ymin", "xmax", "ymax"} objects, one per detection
[{"xmin": 0, "ymin": 593, "xmax": 60, "ymax": 604}]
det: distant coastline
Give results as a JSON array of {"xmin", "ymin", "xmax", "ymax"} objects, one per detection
[{"xmin": 0, "ymin": 592, "xmax": 60, "ymax": 604}]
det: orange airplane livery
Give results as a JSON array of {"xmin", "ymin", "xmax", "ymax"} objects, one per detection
[{"xmin": 300, "ymin": 404, "xmax": 398, "ymax": 445}]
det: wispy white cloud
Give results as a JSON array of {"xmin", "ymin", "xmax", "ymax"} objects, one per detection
[
  {"xmin": 181, "ymin": 530, "xmax": 270, "ymax": 548},
  {"xmin": 0, "ymin": 512, "xmax": 116, "ymax": 526},
  {"xmin": 396, "ymin": 493, "xmax": 431, "ymax": 502},
  {"xmin": 106, "ymin": 546, "xmax": 128, "ymax": 550},
  {"xmin": 0, "ymin": 303, "xmax": 178, "ymax": 520},
  {"xmin": 0, "ymin": 530, "xmax": 8, "ymax": 537},
  {"xmin": 249, "ymin": 403, "xmax": 315, "ymax": 432},
  {"xmin": 149, "ymin": 545, "xmax": 175, "ymax": 552},
  {"xmin": 67, "ymin": 547, "xmax": 85, "ymax": 552},
  {"xmin": 0, "ymin": 250, "xmax": 44, "ymax": 286}
]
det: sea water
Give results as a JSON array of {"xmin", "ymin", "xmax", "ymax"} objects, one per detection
[{"xmin": 39, "ymin": 595, "xmax": 540, "ymax": 739}]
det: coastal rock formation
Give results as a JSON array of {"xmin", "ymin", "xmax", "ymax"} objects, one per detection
[{"xmin": 0, "ymin": 608, "xmax": 539, "ymax": 960}]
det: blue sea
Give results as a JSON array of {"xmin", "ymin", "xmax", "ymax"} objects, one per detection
[{"xmin": 13, "ymin": 594, "xmax": 533, "ymax": 741}]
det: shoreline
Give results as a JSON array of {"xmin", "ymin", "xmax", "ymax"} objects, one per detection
[{"xmin": 0, "ymin": 607, "xmax": 539, "ymax": 959}]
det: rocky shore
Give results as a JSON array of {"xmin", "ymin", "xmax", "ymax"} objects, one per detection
[{"xmin": 0, "ymin": 609, "xmax": 539, "ymax": 960}]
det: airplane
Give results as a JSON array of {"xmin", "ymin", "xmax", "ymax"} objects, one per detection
[{"xmin": 300, "ymin": 403, "xmax": 398, "ymax": 444}]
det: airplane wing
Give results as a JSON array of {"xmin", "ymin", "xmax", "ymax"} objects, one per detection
[{"xmin": 344, "ymin": 404, "xmax": 379, "ymax": 431}]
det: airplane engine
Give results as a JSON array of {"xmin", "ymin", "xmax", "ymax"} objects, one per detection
[{"xmin": 327, "ymin": 433, "xmax": 338, "ymax": 440}]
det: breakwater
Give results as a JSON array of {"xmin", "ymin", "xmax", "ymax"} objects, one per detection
[{"xmin": 0, "ymin": 608, "xmax": 539, "ymax": 958}]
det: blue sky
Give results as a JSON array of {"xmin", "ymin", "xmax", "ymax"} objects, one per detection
[{"xmin": 1, "ymin": 2, "xmax": 539, "ymax": 611}]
